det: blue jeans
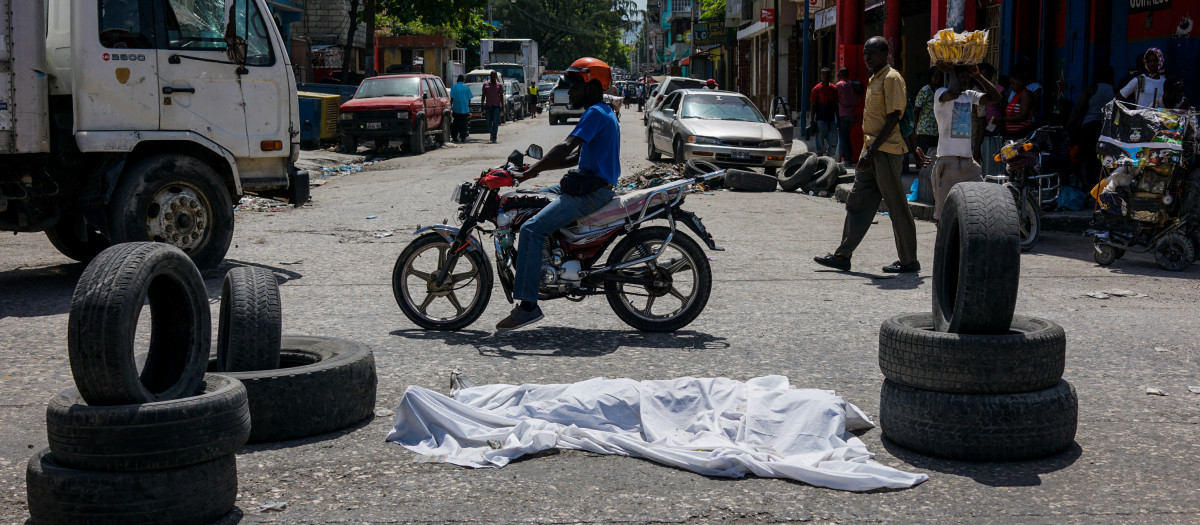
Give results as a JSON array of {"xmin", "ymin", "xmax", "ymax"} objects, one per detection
[
  {"xmin": 514, "ymin": 184, "xmax": 615, "ymax": 303},
  {"xmin": 836, "ymin": 115, "xmax": 853, "ymax": 163},
  {"xmin": 816, "ymin": 120, "xmax": 837, "ymax": 156},
  {"xmin": 485, "ymin": 106, "xmax": 502, "ymax": 141}
]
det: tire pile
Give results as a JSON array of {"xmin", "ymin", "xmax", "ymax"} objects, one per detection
[
  {"xmin": 27, "ymin": 242, "xmax": 377, "ymax": 524},
  {"xmin": 878, "ymin": 183, "xmax": 1077, "ymax": 461}
]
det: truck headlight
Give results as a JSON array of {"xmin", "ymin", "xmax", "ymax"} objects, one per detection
[
  {"xmin": 339, "ymin": 112, "xmax": 352, "ymax": 120},
  {"xmin": 689, "ymin": 136, "xmax": 720, "ymax": 145},
  {"xmin": 397, "ymin": 112, "xmax": 410, "ymax": 119}
]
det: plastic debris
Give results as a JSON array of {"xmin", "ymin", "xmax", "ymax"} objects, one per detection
[
  {"xmin": 487, "ymin": 439, "xmax": 504, "ymax": 450},
  {"xmin": 450, "ymin": 369, "xmax": 477, "ymax": 396},
  {"xmin": 1146, "ymin": 388, "xmax": 1168, "ymax": 396},
  {"xmin": 236, "ymin": 195, "xmax": 291, "ymax": 212},
  {"xmin": 1086, "ymin": 290, "xmax": 1148, "ymax": 299},
  {"xmin": 1189, "ymin": 386, "xmax": 1200, "ymax": 394},
  {"xmin": 1086, "ymin": 292, "xmax": 1111, "ymax": 299},
  {"xmin": 255, "ymin": 501, "xmax": 288, "ymax": 512},
  {"xmin": 414, "ymin": 454, "xmax": 446, "ymax": 464},
  {"xmin": 366, "ymin": 215, "xmax": 377, "ymax": 219},
  {"xmin": 375, "ymin": 408, "xmax": 395, "ymax": 418},
  {"xmin": 1154, "ymin": 346, "xmax": 1170, "ymax": 352},
  {"xmin": 373, "ymin": 231, "xmax": 394, "ymax": 238},
  {"xmin": 279, "ymin": 260, "xmax": 302, "ymax": 265}
]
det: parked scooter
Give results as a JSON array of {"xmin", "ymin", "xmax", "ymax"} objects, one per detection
[{"xmin": 392, "ymin": 145, "xmax": 725, "ymax": 331}]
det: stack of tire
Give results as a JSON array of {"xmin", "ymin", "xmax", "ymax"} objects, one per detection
[
  {"xmin": 777, "ymin": 153, "xmax": 852, "ymax": 194},
  {"xmin": 878, "ymin": 183, "xmax": 1077, "ymax": 461},
  {"xmin": 26, "ymin": 243, "xmax": 377, "ymax": 524}
]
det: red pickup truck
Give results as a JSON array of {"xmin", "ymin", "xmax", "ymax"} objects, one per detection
[{"xmin": 338, "ymin": 74, "xmax": 451, "ymax": 154}]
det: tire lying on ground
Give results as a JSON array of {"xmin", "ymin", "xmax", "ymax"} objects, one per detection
[
  {"xmin": 879, "ymin": 379, "xmax": 1077, "ymax": 461},
  {"xmin": 803, "ymin": 156, "xmax": 841, "ymax": 193},
  {"xmin": 878, "ymin": 313, "xmax": 1065, "ymax": 394},
  {"xmin": 45, "ymin": 374, "xmax": 249, "ymax": 472},
  {"xmin": 724, "ymin": 168, "xmax": 778, "ymax": 192},
  {"xmin": 777, "ymin": 153, "xmax": 816, "ymax": 192},
  {"xmin": 211, "ymin": 335, "xmax": 377, "ymax": 443},
  {"xmin": 217, "ymin": 266, "xmax": 282, "ymax": 372},
  {"xmin": 68, "ymin": 242, "xmax": 210, "ymax": 406},
  {"xmin": 932, "ymin": 182, "xmax": 1021, "ymax": 334},
  {"xmin": 684, "ymin": 159, "xmax": 721, "ymax": 178},
  {"xmin": 26, "ymin": 448, "xmax": 237, "ymax": 525}
]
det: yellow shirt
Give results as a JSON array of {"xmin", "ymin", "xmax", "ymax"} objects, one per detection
[{"xmin": 861, "ymin": 64, "xmax": 908, "ymax": 156}]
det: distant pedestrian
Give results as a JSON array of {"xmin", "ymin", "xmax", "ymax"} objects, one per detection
[
  {"xmin": 706, "ymin": 78, "xmax": 719, "ymax": 90},
  {"xmin": 449, "ymin": 75, "xmax": 472, "ymax": 142},
  {"xmin": 809, "ymin": 67, "xmax": 839, "ymax": 157},
  {"xmin": 998, "ymin": 69, "xmax": 1035, "ymax": 140},
  {"xmin": 636, "ymin": 83, "xmax": 645, "ymax": 111},
  {"xmin": 814, "ymin": 36, "xmax": 919, "ymax": 274},
  {"xmin": 1119, "ymin": 47, "xmax": 1165, "ymax": 107},
  {"xmin": 911, "ymin": 66, "xmax": 942, "ymax": 168},
  {"xmin": 930, "ymin": 62, "xmax": 1002, "ymax": 219},
  {"xmin": 834, "ymin": 67, "xmax": 859, "ymax": 165},
  {"xmin": 482, "ymin": 72, "xmax": 504, "ymax": 143}
]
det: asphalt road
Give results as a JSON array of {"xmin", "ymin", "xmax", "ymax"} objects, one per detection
[{"xmin": 1, "ymin": 108, "xmax": 1198, "ymax": 524}]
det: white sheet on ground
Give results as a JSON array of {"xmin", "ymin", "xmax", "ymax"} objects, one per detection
[{"xmin": 386, "ymin": 375, "xmax": 927, "ymax": 491}]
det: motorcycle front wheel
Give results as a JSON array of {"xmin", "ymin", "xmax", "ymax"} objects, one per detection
[
  {"xmin": 604, "ymin": 226, "xmax": 712, "ymax": 332},
  {"xmin": 1016, "ymin": 188, "xmax": 1041, "ymax": 252},
  {"xmin": 392, "ymin": 233, "xmax": 493, "ymax": 330}
]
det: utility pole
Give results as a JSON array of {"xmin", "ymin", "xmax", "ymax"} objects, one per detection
[
  {"xmin": 364, "ymin": 0, "xmax": 376, "ymax": 77},
  {"xmin": 772, "ymin": 0, "xmax": 779, "ymax": 104}
]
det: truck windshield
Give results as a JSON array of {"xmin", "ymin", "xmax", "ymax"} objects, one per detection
[
  {"xmin": 488, "ymin": 65, "xmax": 524, "ymax": 83},
  {"xmin": 355, "ymin": 77, "xmax": 421, "ymax": 99},
  {"xmin": 466, "ymin": 83, "xmax": 484, "ymax": 97},
  {"xmin": 680, "ymin": 94, "xmax": 766, "ymax": 122}
]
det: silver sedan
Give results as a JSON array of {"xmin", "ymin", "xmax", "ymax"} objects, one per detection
[{"xmin": 646, "ymin": 89, "xmax": 788, "ymax": 174}]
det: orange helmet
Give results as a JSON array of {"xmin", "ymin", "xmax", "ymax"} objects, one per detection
[{"xmin": 565, "ymin": 57, "xmax": 612, "ymax": 91}]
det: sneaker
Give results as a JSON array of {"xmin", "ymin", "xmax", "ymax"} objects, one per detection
[
  {"xmin": 814, "ymin": 253, "xmax": 851, "ymax": 271},
  {"xmin": 496, "ymin": 305, "xmax": 544, "ymax": 331},
  {"xmin": 882, "ymin": 260, "xmax": 921, "ymax": 273}
]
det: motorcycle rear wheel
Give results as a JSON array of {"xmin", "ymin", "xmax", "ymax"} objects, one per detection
[
  {"xmin": 604, "ymin": 226, "xmax": 712, "ymax": 332},
  {"xmin": 392, "ymin": 233, "xmax": 493, "ymax": 330}
]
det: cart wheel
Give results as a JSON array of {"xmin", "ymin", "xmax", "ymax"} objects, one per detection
[
  {"xmin": 1093, "ymin": 244, "xmax": 1123, "ymax": 266},
  {"xmin": 1153, "ymin": 233, "xmax": 1194, "ymax": 271}
]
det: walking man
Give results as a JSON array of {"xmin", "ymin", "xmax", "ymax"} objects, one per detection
[
  {"xmin": 482, "ymin": 71, "xmax": 504, "ymax": 143},
  {"xmin": 449, "ymin": 75, "xmax": 472, "ymax": 142},
  {"xmin": 814, "ymin": 36, "xmax": 919, "ymax": 274},
  {"xmin": 930, "ymin": 61, "xmax": 1002, "ymax": 219}
]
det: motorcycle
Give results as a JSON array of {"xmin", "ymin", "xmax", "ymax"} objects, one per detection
[
  {"xmin": 392, "ymin": 145, "xmax": 725, "ymax": 332},
  {"xmin": 987, "ymin": 126, "xmax": 1068, "ymax": 251}
]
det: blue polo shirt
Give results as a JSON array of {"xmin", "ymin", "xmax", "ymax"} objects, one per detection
[
  {"xmin": 450, "ymin": 82, "xmax": 472, "ymax": 114},
  {"xmin": 569, "ymin": 103, "xmax": 621, "ymax": 185}
]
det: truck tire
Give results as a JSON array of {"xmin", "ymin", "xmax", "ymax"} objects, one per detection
[
  {"xmin": 880, "ymin": 379, "xmax": 1077, "ymax": 461},
  {"xmin": 217, "ymin": 267, "xmax": 282, "ymax": 372},
  {"xmin": 409, "ymin": 119, "xmax": 427, "ymax": 154},
  {"xmin": 44, "ymin": 215, "xmax": 110, "ymax": 263},
  {"xmin": 45, "ymin": 374, "xmax": 249, "ymax": 472},
  {"xmin": 878, "ymin": 313, "xmax": 1066, "ymax": 394},
  {"xmin": 210, "ymin": 335, "xmax": 377, "ymax": 443},
  {"xmin": 725, "ymin": 169, "xmax": 778, "ymax": 192},
  {"xmin": 438, "ymin": 116, "xmax": 450, "ymax": 145},
  {"xmin": 340, "ymin": 135, "xmax": 357, "ymax": 153},
  {"xmin": 69, "ymin": 242, "xmax": 210, "ymax": 406},
  {"xmin": 108, "ymin": 154, "xmax": 234, "ymax": 270},
  {"xmin": 26, "ymin": 448, "xmax": 236, "ymax": 525},
  {"xmin": 932, "ymin": 182, "xmax": 1021, "ymax": 334}
]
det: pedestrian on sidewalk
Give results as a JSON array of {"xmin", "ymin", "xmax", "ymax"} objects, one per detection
[
  {"xmin": 1119, "ymin": 47, "xmax": 1165, "ymax": 107},
  {"xmin": 998, "ymin": 69, "xmax": 1035, "ymax": 140},
  {"xmin": 449, "ymin": 75, "xmax": 472, "ymax": 142},
  {"xmin": 834, "ymin": 67, "xmax": 860, "ymax": 165},
  {"xmin": 911, "ymin": 66, "xmax": 942, "ymax": 168},
  {"xmin": 930, "ymin": 62, "xmax": 1003, "ymax": 220},
  {"xmin": 809, "ymin": 67, "xmax": 839, "ymax": 157},
  {"xmin": 814, "ymin": 36, "xmax": 919, "ymax": 274},
  {"xmin": 482, "ymin": 72, "xmax": 504, "ymax": 143},
  {"xmin": 637, "ymin": 83, "xmax": 645, "ymax": 112}
]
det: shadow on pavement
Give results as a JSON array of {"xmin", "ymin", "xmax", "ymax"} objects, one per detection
[
  {"xmin": 0, "ymin": 262, "xmax": 83, "ymax": 318},
  {"xmin": 236, "ymin": 415, "xmax": 376, "ymax": 454},
  {"xmin": 881, "ymin": 437, "xmax": 1083, "ymax": 487},
  {"xmin": 391, "ymin": 327, "xmax": 729, "ymax": 360}
]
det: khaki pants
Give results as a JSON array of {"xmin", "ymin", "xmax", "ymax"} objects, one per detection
[
  {"xmin": 834, "ymin": 152, "xmax": 918, "ymax": 265},
  {"xmin": 932, "ymin": 156, "xmax": 983, "ymax": 220}
]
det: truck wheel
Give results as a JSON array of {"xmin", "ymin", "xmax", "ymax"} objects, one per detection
[
  {"xmin": 340, "ymin": 135, "xmax": 357, "ymax": 153},
  {"xmin": 44, "ymin": 216, "xmax": 110, "ymax": 263},
  {"xmin": 437, "ymin": 116, "xmax": 450, "ymax": 145},
  {"xmin": 108, "ymin": 154, "xmax": 234, "ymax": 270},
  {"xmin": 374, "ymin": 138, "xmax": 388, "ymax": 153},
  {"xmin": 409, "ymin": 119, "xmax": 427, "ymax": 155}
]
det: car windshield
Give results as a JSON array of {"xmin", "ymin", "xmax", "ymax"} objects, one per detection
[
  {"xmin": 666, "ymin": 79, "xmax": 707, "ymax": 94},
  {"xmin": 355, "ymin": 77, "xmax": 420, "ymax": 99},
  {"xmin": 466, "ymin": 83, "xmax": 484, "ymax": 97},
  {"xmin": 679, "ymin": 94, "xmax": 766, "ymax": 122}
]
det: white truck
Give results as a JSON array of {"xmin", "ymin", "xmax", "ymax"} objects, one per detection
[
  {"xmin": 479, "ymin": 39, "xmax": 538, "ymax": 95},
  {"xmin": 0, "ymin": 0, "xmax": 307, "ymax": 269}
]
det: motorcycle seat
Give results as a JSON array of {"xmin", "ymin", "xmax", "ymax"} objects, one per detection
[{"xmin": 576, "ymin": 185, "xmax": 684, "ymax": 227}]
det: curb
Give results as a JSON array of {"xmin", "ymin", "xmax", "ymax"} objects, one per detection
[{"xmin": 832, "ymin": 182, "xmax": 1092, "ymax": 232}]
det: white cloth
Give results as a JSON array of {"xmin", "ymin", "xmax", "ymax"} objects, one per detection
[
  {"xmin": 1120, "ymin": 75, "xmax": 1165, "ymax": 108},
  {"xmin": 386, "ymin": 376, "xmax": 928, "ymax": 492},
  {"xmin": 933, "ymin": 87, "xmax": 984, "ymax": 158}
]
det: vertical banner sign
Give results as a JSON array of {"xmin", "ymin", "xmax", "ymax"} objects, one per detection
[{"xmin": 760, "ymin": 9, "xmax": 775, "ymax": 23}]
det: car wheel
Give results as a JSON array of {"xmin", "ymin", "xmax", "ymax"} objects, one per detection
[
  {"xmin": 647, "ymin": 130, "xmax": 662, "ymax": 161},
  {"xmin": 673, "ymin": 136, "xmax": 685, "ymax": 161}
]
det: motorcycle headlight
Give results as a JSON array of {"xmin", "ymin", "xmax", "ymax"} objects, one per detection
[
  {"xmin": 339, "ymin": 112, "xmax": 353, "ymax": 120},
  {"xmin": 450, "ymin": 183, "xmax": 463, "ymax": 204},
  {"xmin": 690, "ymin": 136, "xmax": 720, "ymax": 145}
]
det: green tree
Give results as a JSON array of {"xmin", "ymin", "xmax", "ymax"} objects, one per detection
[
  {"xmin": 493, "ymin": 0, "xmax": 637, "ymax": 70},
  {"xmin": 701, "ymin": 0, "xmax": 726, "ymax": 20},
  {"xmin": 376, "ymin": 0, "xmax": 490, "ymax": 28}
]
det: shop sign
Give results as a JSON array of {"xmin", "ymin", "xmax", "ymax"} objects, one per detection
[
  {"xmin": 760, "ymin": 9, "xmax": 775, "ymax": 23},
  {"xmin": 693, "ymin": 19, "xmax": 726, "ymax": 46},
  {"xmin": 815, "ymin": 6, "xmax": 836, "ymax": 30},
  {"xmin": 1129, "ymin": 0, "xmax": 1170, "ymax": 14}
]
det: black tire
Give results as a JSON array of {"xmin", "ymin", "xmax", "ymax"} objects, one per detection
[
  {"xmin": 777, "ymin": 153, "xmax": 816, "ymax": 192},
  {"xmin": 393, "ymin": 233, "xmax": 494, "ymax": 331},
  {"xmin": 44, "ymin": 216, "xmax": 110, "ymax": 263},
  {"xmin": 684, "ymin": 159, "xmax": 720, "ymax": 178},
  {"xmin": 212, "ymin": 335, "xmax": 376, "ymax": 443},
  {"xmin": 45, "ymin": 374, "xmax": 249, "ymax": 472},
  {"xmin": 217, "ymin": 266, "xmax": 282, "ymax": 372},
  {"xmin": 27, "ymin": 448, "xmax": 236, "ymax": 525},
  {"xmin": 764, "ymin": 166, "xmax": 778, "ymax": 175},
  {"xmin": 1017, "ymin": 188, "xmax": 1041, "ymax": 252},
  {"xmin": 438, "ymin": 115, "xmax": 450, "ymax": 145},
  {"xmin": 69, "ymin": 242, "xmax": 210, "ymax": 406},
  {"xmin": 374, "ymin": 138, "xmax": 388, "ymax": 152},
  {"xmin": 878, "ymin": 313, "xmax": 1065, "ymax": 394},
  {"xmin": 647, "ymin": 130, "xmax": 662, "ymax": 161},
  {"xmin": 604, "ymin": 227, "xmax": 712, "ymax": 332},
  {"xmin": 340, "ymin": 135, "xmax": 357, "ymax": 153},
  {"xmin": 1093, "ymin": 243, "xmax": 1123, "ymax": 266},
  {"xmin": 108, "ymin": 154, "xmax": 235, "ymax": 270},
  {"xmin": 1191, "ymin": 230, "xmax": 1200, "ymax": 262},
  {"xmin": 725, "ymin": 169, "xmax": 778, "ymax": 192},
  {"xmin": 880, "ymin": 379, "xmax": 1078, "ymax": 461},
  {"xmin": 804, "ymin": 156, "xmax": 841, "ymax": 192},
  {"xmin": 1153, "ymin": 233, "xmax": 1194, "ymax": 271},
  {"xmin": 673, "ymin": 136, "xmax": 686, "ymax": 161},
  {"xmin": 409, "ymin": 119, "xmax": 427, "ymax": 154},
  {"xmin": 932, "ymin": 182, "xmax": 1021, "ymax": 334}
]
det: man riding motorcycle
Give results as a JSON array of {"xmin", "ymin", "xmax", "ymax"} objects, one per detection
[{"xmin": 496, "ymin": 57, "xmax": 621, "ymax": 331}]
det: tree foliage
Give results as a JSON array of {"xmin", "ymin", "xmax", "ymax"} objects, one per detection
[
  {"xmin": 701, "ymin": 0, "xmax": 726, "ymax": 21},
  {"xmin": 493, "ymin": 0, "xmax": 638, "ymax": 70},
  {"xmin": 376, "ymin": 0, "xmax": 490, "ymax": 28}
]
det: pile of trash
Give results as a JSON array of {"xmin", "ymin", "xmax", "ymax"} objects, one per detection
[
  {"xmin": 236, "ymin": 195, "xmax": 292, "ymax": 212},
  {"xmin": 617, "ymin": 163, "xmax": 723, "ymax": 192}
]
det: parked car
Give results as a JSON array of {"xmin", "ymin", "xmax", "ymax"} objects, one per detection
[
  {"xmin": 646, "ymin": 89, "xmax": 788, "ymax": 174},
  {"xmin": 465, "ymin": 82, "xmax": 488, "ymax": 131},
  {"xmin": 536, "ymin": 81, "xmax": 556, "ymax": 107},
  {"xmin": 339, "ymin": 74, "xmax": 451, "ymax": 154},
  {"xmin": 504, "ymin": 79, "xmax": 527, "ymax": 121},
  {"xmin": 643, "ymin": 76, "xmax": 708, "ymax": 124}
]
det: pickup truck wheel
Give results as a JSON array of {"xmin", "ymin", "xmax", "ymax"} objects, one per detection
[
  {"xmin": 409, "ymin": 119, "xmax": 426, "ymax": 154},
  {"xmin": 45, "ymin": 216, "xmax": 110, "ymax": 263},
  {"xmin": 108, "ymin": 154, "xmax": 234, "ymax": 270},
  {"xmin": 373, "ymin": 138, "xmax": 388, "ymax": 153},
  {"xmin": 340, "ymin": 135, "xmax": 356, "ymax": 153},
  {"xmin": 437, "ymin": 116, "xmax": 450, "ymax": 145}
]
